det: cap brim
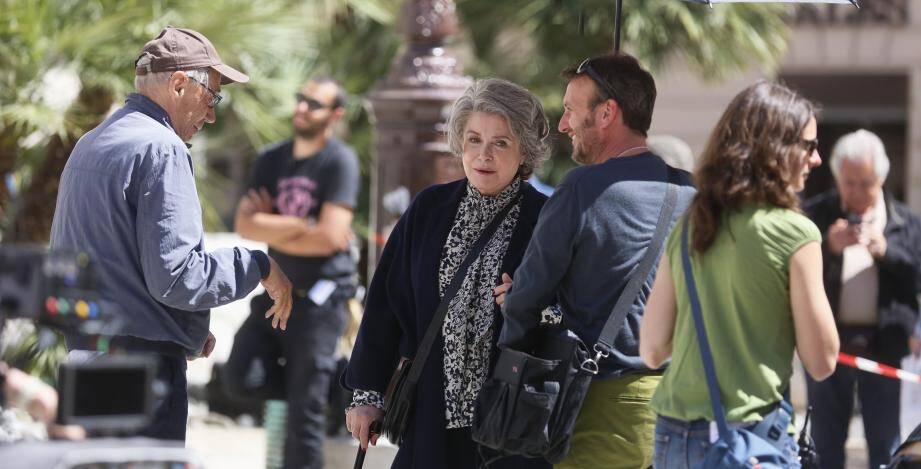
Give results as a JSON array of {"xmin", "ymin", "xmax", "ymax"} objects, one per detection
[{"xmin": 211, "ymin": 63, "xmax": 249, "ymax": 85}]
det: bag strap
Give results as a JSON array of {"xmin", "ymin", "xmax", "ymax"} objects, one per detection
[
  {"xmin": 406, "ymin": 192, "xmax": 521, "ymax": 385},
  {"xmin": 679, "ymin": 216, "xmax": 732, "ymax": 441},
  {"xmin": 593, "ymin": 166, "xmax": 679, "ymax": 364}
]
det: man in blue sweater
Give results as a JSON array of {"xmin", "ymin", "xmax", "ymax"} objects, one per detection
[
  {"xmin": 498, "ymin": 53, "xmax": 696, "ymax": 468},
  {"xmin": 50, "ymin": 27, "xmax": 293, "ymax": 441}
]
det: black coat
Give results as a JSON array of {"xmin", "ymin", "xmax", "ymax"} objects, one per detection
[
  {"xmin": 343, "ymin": 179, "xmax": 550, "ymax": 469},
  {"xmin": 804, "ymin": 189, "xmax": 921, "ymax": 363}
]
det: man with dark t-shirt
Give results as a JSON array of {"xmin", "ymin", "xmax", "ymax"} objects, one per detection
[{"xmin": 225, "ymin": 77, "xmax": 360, "ymax": 469}]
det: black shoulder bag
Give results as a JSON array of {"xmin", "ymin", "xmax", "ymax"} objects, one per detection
[
  {"xmin": 472, "ymin": 168, "xmax": 679, "ymax": 464},
  {"xmin": 379, "ymin": 195, "xmax": 520, "ymax": 445}
]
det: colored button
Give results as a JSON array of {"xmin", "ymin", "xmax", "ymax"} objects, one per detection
[
  {"xmin": 88, "ymin": 302, "xmax": 100, "ymax": 318},
  {"xmin": 57, "ymin": 299, "xmax": 70, "ymax": 315},
  {"xmin": 75, "ymin": 300, "xmax": 89, "ymax": 318},
  {"xmin": 45, "ymin": 297, "xmax": 58, "ymax": 315},
  {"xmin": 96, "ymin": 337, "xmax": 109, "ymax": 354},
  {"xmin": 64, "ymin": 274, "xmax": 77, "ymax": 287}
]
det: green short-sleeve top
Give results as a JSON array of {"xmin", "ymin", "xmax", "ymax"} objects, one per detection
[{"xmin": 649, "ymin": 204, "xmax": 821, "ymax": 423}]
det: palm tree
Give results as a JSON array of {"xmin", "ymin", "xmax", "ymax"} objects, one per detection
[
  {"xmin": 458, "ymin": 0, "xmax": 790, "ymax": 182},
  {"xmin": 0, "ymin": 0, "xmax": 398, "ymax": 242},
  {"xmin": 0, "ymin": 0, "xmax": 397, "ymax": 377},
  {"xmin": 2, "ymin": 0, "xmax": 790, "ymax": 241},
  {"xmin": 1, "ymin": 0, "xmax": 789, "ymax": 375}
]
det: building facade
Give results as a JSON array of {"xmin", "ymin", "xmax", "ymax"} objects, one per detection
[{"xmin": 652, "ymin": 0, "xmax": 921, "ymax": 209}]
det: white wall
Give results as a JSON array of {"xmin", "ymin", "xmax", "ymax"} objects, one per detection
[{"xmin": 649, "ymin": 11, "xmax": 921, "ymax": 213}]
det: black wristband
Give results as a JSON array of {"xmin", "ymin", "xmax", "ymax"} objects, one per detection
[
  {"xmin": 0, "ymin": 362, "xmax": 8, "ymax": 408},
  {"xmin": 253, "ymin": 251, "xmax": 271, "ymax": 280}
]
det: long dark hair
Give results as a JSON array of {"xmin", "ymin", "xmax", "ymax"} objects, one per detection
[{"xmin": 690, "ymin": 81, "xmax": 815, "ymax": 253}]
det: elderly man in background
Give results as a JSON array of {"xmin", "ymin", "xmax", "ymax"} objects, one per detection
[
  {"xmin": 50, "ymin": 26, "xmax": 292, "ymax": 441},
  {"xmin": 804, "ymin": 129, "xmax": 921, "ymax": 469}
]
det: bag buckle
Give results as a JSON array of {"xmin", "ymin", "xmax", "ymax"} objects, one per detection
[
  {"xmin": 592, "ymin": 344, "xmax": 610, "ymax": 363},
  {"xmin": 580, "ymin": 344, "xmax": 610, "ymax": 375},
  {"xmin": 580, "ymin": 358, "xmax": 599, "ymax": 375}
]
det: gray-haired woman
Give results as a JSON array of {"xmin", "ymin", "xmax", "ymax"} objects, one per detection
[{"xmin": 343, "ymin": 78, "xmax": 554, "ymax": 469}]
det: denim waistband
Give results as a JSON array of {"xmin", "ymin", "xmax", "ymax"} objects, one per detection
[{"xmin": 656, "ymin": 415, "xmax": 757, "ymax": 437}]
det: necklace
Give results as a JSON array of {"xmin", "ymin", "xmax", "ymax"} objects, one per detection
[{"xmin": 613, "ymin": 145, "xmax": 649, "ymax": 158}]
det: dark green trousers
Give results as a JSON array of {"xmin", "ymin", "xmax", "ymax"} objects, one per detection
[{"xmin": 555, "ymin": 374, "xmax": 661, "ymax": 469}]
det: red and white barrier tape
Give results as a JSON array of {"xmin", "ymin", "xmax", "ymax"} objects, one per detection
[{"xmin": 837, "ymin": 352, "xmax": 921, "ymax": 384}]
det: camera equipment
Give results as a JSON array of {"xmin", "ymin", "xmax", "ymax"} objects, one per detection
[
  {"xmin": 798, "ymin": 405, "xmax": 820, "ymax": 469},
  {"xmin": 0, "ymin": 245, "xmax": 118, "ymax": 335},
  {"xmin": 1, "ymin": 245, "xmax": 153, "ymax": 435},
  {"xmin": 56, "ymin": 354, "xmax": 156, "ymax": 432}
]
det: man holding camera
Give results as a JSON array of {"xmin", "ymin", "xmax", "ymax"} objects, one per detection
[
  {"xmin": 804, "ymin": 129, "xmax": 921, "ymax": 469},
  {"xmin": 50, "ymin": 27, "xmax": 293, "ymax": 441}
]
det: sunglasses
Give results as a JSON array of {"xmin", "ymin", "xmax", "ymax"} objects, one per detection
[
  {"xmin": 576, "ymin": 58, "xmax": 619, "ymax": 104},
  {"xmin": 801, "ymin": 138, "xmax": 819, "ymax": 155},
  {"xmin": 295, "ymin": 93, "xmax": 332, "ymax": 110}
]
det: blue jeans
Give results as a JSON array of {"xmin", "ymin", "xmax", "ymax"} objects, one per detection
[{"xmin": 653, "ymin": 415, "xmax": 801, "ymax": 469}]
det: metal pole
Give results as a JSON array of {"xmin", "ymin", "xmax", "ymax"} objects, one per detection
[{"xmin": 614, "ymin": 0, "xmax": 623, "ymax": 52}]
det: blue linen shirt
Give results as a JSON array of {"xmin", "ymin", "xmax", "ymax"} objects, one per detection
[{"xmin": 50, "ymin": 93, "xmax": 266, "ymax": 354}]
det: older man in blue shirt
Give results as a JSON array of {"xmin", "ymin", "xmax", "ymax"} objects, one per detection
[{"xmin": 50, "ymin": 27, "xmax": 292, "ymax": 441}]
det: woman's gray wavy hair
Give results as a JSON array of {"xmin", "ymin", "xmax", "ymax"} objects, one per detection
[{"xmin": 446, "ymin": 78, "xmax": 551, "ymax": 179}]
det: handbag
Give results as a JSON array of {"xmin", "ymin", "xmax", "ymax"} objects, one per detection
[
  {"xmin": 377, "ymin": 194, "xmax": 520, "ymax": 445},
  {"xmin": 678, "ymin": 217, "xmax": 794, "ymax": 468},
  {"xmin": 473, "ymin": 165, "xmax": 680, "ymax": 463}
]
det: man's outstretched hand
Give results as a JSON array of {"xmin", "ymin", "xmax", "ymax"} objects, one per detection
[{"xmin": 262, "ymin": 256, "xmax": 293, "ymax": 330}]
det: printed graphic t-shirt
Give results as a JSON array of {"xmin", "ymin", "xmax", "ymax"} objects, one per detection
[{"xmin": 247, "ymin": 138, "xmax": 360, "ymax": 285}]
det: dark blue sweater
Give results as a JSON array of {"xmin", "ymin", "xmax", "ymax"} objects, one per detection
[{"xmin": 499, "ymin": 153, "xmax": 696, "ymax": 378}]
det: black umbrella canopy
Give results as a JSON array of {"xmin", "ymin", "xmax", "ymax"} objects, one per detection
[{"xmin": 611, "ymin": 0, "xmax": 860, "ymax": 52}]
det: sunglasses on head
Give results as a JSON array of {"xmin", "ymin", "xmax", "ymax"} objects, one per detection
[
  {"xmin": 295, "ymin": 93, "xmax": 331, "ymax": 110},
  {"xmin": 576, "ymin": 58, "xmax": 619, "ymax": 104}
]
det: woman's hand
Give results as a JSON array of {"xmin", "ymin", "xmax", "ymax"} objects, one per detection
[
  {"xmin": 493, "ymin": 273, "xmax": 513, "ymax": 306},
  {"xmin": 346, "ymin": 405, "xmax": 384, "ymax": 450}
]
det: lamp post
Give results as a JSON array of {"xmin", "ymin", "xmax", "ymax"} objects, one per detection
[{"xmin": 367, "ymin": 0, "xmax": 471, "ymax": 269}]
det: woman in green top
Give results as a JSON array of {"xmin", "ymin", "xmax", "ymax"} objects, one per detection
[{"xmin": 639, "ymin": 81, "xmax": 840, "ymax": 469}]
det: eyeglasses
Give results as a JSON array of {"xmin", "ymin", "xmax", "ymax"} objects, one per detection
[
  {"xmin": 187, "ymin": 76, "xmax": 223, "ymax": 108},
  {"xmin": 801, "ymin": 137, "xmax": 819, "ymax": 155},
  {"xmin": 576, "ymin": 58, "xmax": 619, "ymax": 105},
  {"xmin": 295, "ymin": 93, "xmax": 331, "ymax": 110}
]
